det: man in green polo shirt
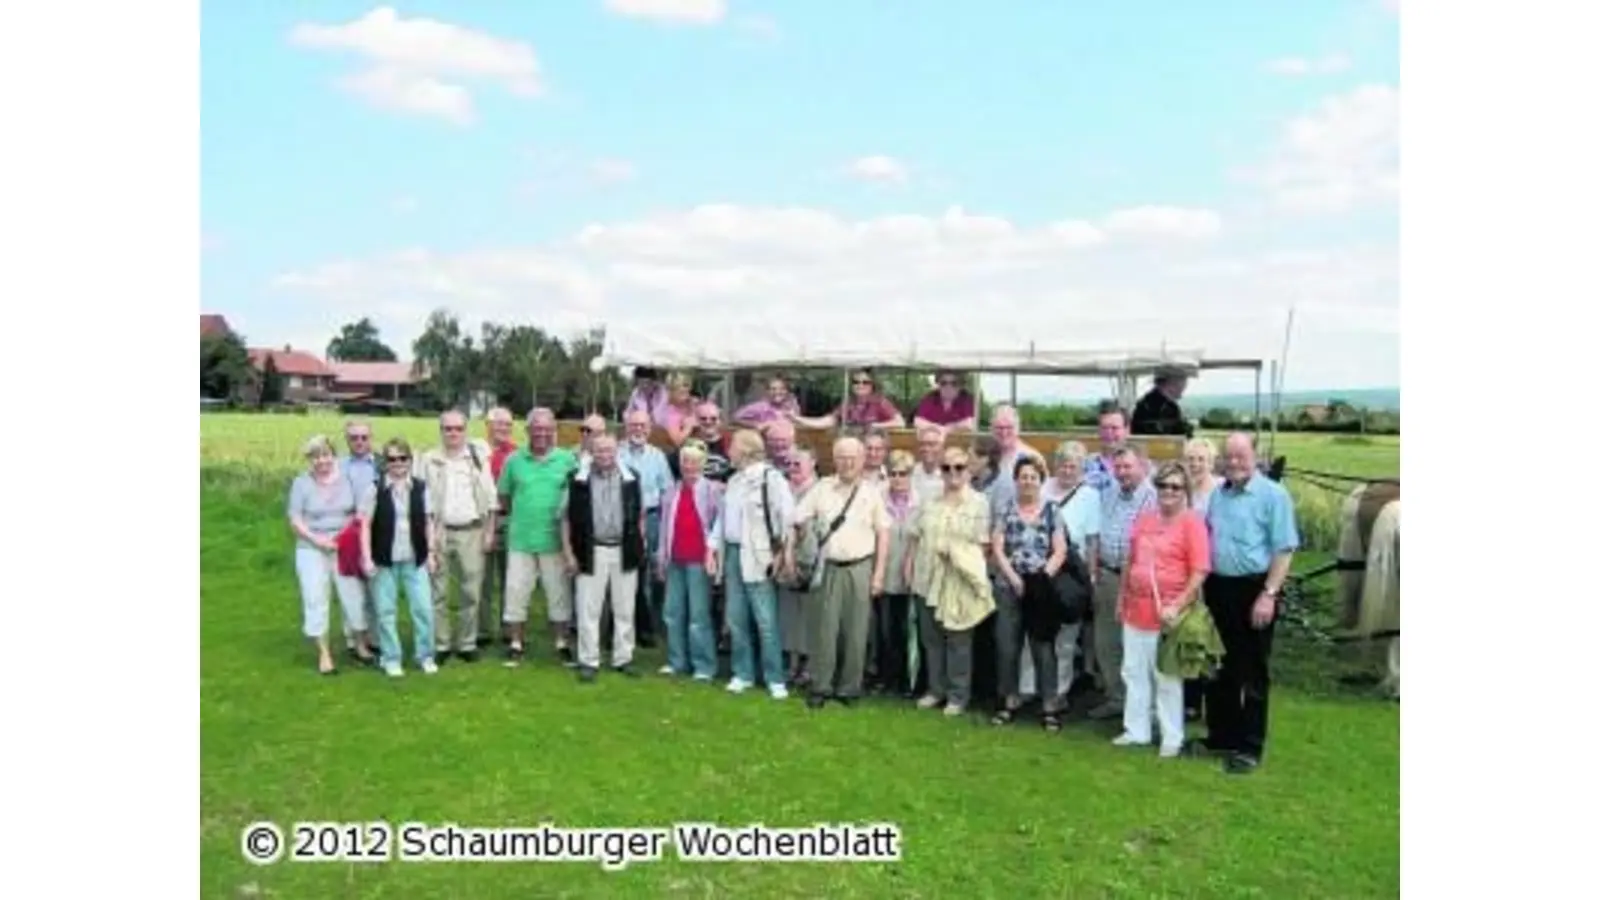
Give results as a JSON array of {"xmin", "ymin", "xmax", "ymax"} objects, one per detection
[{"xmin": 497, "ymin": 407, "xmax": 580, "ymax": 667}]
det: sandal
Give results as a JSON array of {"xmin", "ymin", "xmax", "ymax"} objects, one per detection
[{"xmin": 990, "ymin": 708, "xmax": 1017, "ymax": 726}]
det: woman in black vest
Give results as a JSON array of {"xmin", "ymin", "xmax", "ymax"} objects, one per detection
[{"xmin": 360, "ymin": 438, "xmax": 440, "ymax": 678}]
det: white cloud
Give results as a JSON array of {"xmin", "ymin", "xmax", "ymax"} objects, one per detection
[
  {"xmin": 1264, "ymin": 53, "xmax": 1352, "ymax": 76},
  {"xmin": 288, "ymin": 7, "xmax": 543, "ymax": 125},
  {"xmin": 589, "ymin": 159, "xmax": 639, "ymax": 185},
  {"xmin": 1243, "ymin": 84, "xmax": 1399, "ymax": 214},
  {"xmin": 603, "ymin": 0, "xmax": 727, "ymax": 25},
  {"xmin": 263, "ymin": 200, "xmax": 1401, "ymax": 391},
  {"xmin": 845, "ymin": 155, "xmax": 911, "ymax": 185}
]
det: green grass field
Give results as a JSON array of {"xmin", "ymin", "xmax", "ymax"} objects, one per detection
[{"xmin": 200, "ymin": 413, "xmax": 1399, "ymax": 898}]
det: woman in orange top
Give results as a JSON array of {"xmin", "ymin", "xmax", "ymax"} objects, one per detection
[{"xmin": 1115, "ymin": 462, "xmax": 1211, "ymax": 757}]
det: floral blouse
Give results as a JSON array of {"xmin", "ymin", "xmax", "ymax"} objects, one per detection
[{"xmin": 998, "ymin": 498, "xmax": 1060, "ymax": 576}]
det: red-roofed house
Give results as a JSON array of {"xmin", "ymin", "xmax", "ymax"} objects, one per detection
[
  {"xmin": 248, "ymin": 345, "xmax": 337, "ymax": 403},
  {"xmin": 330, "ymin": 361, "xmax": 428, "ymax": 404},
  {"xmin": 200, "ymin": 314, "xmax": 234, "ymax": 339}
]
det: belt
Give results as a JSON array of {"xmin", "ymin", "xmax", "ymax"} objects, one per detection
[
  {"xmin": 593, "ymin": 539, "xmax": 623, "ymax": 547},
  {"xmin": 1101, "ymin": 563, "xmax": 1123, "ymax": 575},
  {"xmin": 830, "ymin": 554, "xmax": 873, "ymax": 568},
  {"xmin": 445, "ymin": 519, "xmax": 483, "ymax": 531}
]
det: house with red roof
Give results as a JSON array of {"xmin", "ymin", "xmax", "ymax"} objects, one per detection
[
  {"xmin": 200, "ymin": 314, "xmax": 234, "ymax": 339},
  {"xmin": 329, "ymin": 361, "xmax": 428, "ymax": 405},
  {"xmin": 248, "ymin": 345, "xmax": 338, "ymax": 403}
]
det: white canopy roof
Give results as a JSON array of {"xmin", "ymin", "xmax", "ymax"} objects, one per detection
[{"xmin": 591, "ymin": 315, "xmax": 1261, "ymax": 377}]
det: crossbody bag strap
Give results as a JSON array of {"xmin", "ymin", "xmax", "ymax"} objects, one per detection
[
  {"xmin": 816, "ymin": 481, "xmax": 862, "ymax": 553},
  {"xmin": 758, "ymin": 468, "xmax": 783, "ymax": 549}
]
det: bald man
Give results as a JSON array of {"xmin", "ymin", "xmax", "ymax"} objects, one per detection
[
  {"xmin": 1199, "ymin": 433, "xmax": 1299, "ymax": 775},
  {"xmin": 762, "ymin": 419, "xmax": 797, "ymax": 471}
]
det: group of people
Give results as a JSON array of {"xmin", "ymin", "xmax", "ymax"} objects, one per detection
[{"xmin": 284, "ymin": 367, "xmax": 1297, "ymax": 775}]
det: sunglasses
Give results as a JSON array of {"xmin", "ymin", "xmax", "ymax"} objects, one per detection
[
  {"xmin": 889, "ymin": 469, "xmax": 911, "ymax": 477},
  {"xmin": 1156, "ymin": 482, "xmax": 1185, "ymax": 492},
  {"xmin": 387, "ymin": 455, "xmax": 410, "ymax": 463},
  {"xmin": 941, "ymin": 464, "xmax": 967, "ymax": 473},
  {"xmin": 852, "ymin": 378, "xmax": 873, "ymax": 386}
]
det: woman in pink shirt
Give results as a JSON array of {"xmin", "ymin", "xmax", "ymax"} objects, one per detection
[
  {"xmin": 790, "ymin": 368, "xmax": 905, "ymax": 431},
  {"xmin": 1116, "ymin": 462, "xmax": 1211, "ymax": 758},
  {"xmin": 655, "ymin": 373, "xmax": 700, "ymax": 445}
]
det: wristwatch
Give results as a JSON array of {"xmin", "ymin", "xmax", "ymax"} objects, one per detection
[{"xmin": 1262, "ymin": 586, "xmax": 1280, "ymax": 598}]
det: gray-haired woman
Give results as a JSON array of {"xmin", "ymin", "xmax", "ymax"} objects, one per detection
[
  {"xmin": 286, "ymin": 435, "xmax": 370, "ymax": 674},
  {"xmin": 778, "ymin": 447, "xmax": 819, "ymax": 687},
  {"xmin": 708, "ymin": 429, "xmax": 795, "ymax": 698}
]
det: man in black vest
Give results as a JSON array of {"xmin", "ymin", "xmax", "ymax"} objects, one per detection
[
  {"xmin": 561, "ymin": 432, "xmax": 647, "ymax": 682},
  {"xmin": 1132, "ymin": 367, "xmax": 1193, "ymax": 437}
]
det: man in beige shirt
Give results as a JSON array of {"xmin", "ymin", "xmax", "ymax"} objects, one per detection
[
  {"xmin": 419, "ymin": 409, "xmax": 499, "ymax": 662},
  {"xmin": 784, "ymin": 436, "xmax": 890, "ymax": 709}
]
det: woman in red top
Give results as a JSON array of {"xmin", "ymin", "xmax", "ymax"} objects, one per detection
[
  {"xmin": 656, "ymin": 443, "xmax": 724, "ymax": 680},
  {"xmin": 1116, "ymin": 462, "xmax": 1211, "ymax": 757},
  {"xmin": 790, "ymin": 368, "xmax": 906, "ymax": 431}
]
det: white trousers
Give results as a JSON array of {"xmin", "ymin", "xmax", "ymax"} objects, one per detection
[
  {"xmin": 1019, "ymin": 623, "xmax": 1081, "ymax": 699},
  {"xmin": 294, "ymin": 546, "xmax": 366, "ymax": 639},
  {"xmin": 575, "ymin": 545, "xmax": 639, "ymax": 669},
  {"xmin": 1121, "ymin": 625, "xmax": 1184, "ymax": 749}
]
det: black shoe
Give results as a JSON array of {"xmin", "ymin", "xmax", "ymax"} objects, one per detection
[
  {"xmin": 613, "ymin": 664, "xmax": 640, "ymax": 678},
  {"xmin": 805, "ymin": 693, "xmax": 828, "ymax": 709},
  {"xmin": 578, "ymin": 666, "xmax": 598, "ymax": 683},
  {"xmin": 477, "ymin": 637, "xmax": 493, "ymax": 650},
  {"xmin": 457, "ymin": 650, "xmax": 479, "ymax": 663},
  {"xmin": 636, "ymin": 636, "xmax": 657, "ymax": 649},
  {"xmin": 557, "ymin": 646, "xmax": 577, "ymax": 668},
  {"xmin": 1224, "ymin": 753, "xmax": 1260, "ymax": 775},
  {"xmin": 433, "ymin": 651, "xmax": 451, "ymax": 665}
]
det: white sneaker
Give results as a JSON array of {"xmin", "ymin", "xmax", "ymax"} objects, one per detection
[
  {"xmin": 420, "ymin": 659, "xmax": 439, "ymax": 675},
  {"xmin": 1159, "ymin": 744, "xmax": 1183, "ymax": 759},
  {"xmin": 917, "ymin": 694, "xmax": 943, "ymax": 710},
  {"xmin": 769, "ymin": 684, "xmax": 789, "ymax": 700},
  {"xmin": 383, "ymin": 663, "xmax": 404, "ymax": 678},
  {"xmin": 943, "ymin": 703, "xmax": 965, "ymax": 716},
  {"xmin": 1112, "ymin": 733, "xmax": 1151, "ymax": 747},
  {"xmin": 658, "ymin": 665, "xmax": 675, "ymax": 675},
  {"xmin": 692, "ymin": 673, "xmax": 713, "ymax": 682},
  {"xmin": 726, "ymin": 678, "xmax": 751, "ymax": 694}
]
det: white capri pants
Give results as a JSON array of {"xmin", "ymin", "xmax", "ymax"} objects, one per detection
[{"xmin": 295, "ymin": 545, "xmax": 367, "ymax": 638}]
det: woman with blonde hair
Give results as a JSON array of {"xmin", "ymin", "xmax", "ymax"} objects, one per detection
[
  {"xmin": 903, "ymin": 446, "xmax": 995, "ymax": 716},
  {"xmin": 1116, "ymin": 462, "xmax": 1211, "ymax": 757},
  {"xmin": 359, "ymin": 437, "xmax": 439, "ymax": 677},
  {"xmin": 656, "ymin": 373, "xmax": 700, "ymax": 445},
  {"xmin": 656, "ymin": 440, "xmax": 723, "ymax": 680},
  {"xmin": 869, "ymin": 449, "xmax": 921, "ymax": 696},
  {"xmin": 1183, "ymin": 437, "xmax": 1220, "ymax": 515},
  {"xmin": 708, "ymin": 429, "xmax": 795, "ymax": 698},
  {"xmin": 286, "ymin": 435, "xmax": 370, "ymax": 674}
]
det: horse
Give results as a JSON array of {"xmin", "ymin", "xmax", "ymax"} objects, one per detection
[{"xmin": 1335, "ymin": 481, "xmax": 1401, "ymax": 699}]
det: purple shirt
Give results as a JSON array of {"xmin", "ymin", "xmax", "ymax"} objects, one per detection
[
  {"xmin": 836, "ymin": 395, "xmax": 901, "ymax": 427},
  {"xmin": 627, "ymin": 384, "xmax": 667, "ymax": 419},
  {"xmin": 914, "ymin": 390, "xmax": 976, "ymax": 426},
  {"xmin": 734, "ymin": 397, "xmax": 798, "ymax": 425}
]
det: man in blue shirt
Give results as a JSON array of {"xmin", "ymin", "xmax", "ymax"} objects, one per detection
[
  {"xmin": 338, "ymin": 419, "xmax": 379, "ymax": 662},
  {"xmin": 1201, "ymin": 433, "xmax": 1299, "ymax": 775},
  {"xmin": 619, "ymin": 408, "xmax": 675, "ymax": 648}
]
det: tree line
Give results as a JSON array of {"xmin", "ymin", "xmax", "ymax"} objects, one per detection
[{"xmin": 201, "ymin": 310, "xmax": 1398, "ymax": 434}]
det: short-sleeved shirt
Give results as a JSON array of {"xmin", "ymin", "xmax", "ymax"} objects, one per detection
[
  {"xmin": 497, "ymin": 447, "xmax": 579, "ymax": 554},
  {"xmin": 1043, "ymin": 480, "xmax": 1100, "ymax": 553},
  {"xmin": 907, "ymin": 489, "xmax": 991, "ymax": 599},
  {"xmin": 734, "ymin": 398, "xmax": 799, "ymax": 426},
  {"xmin": 287, "ymin": 472, "xmax": 357, "ymax": 551},
  {"xmin": 1206, "ymin": 475, "xmax": 1300, "ymax": 576},
  {"xmin": 914, "ymin": 390, "xmax": 976, "ymax": 427},
  {"xmin": 835, "ymin": 396, "xmax": 901, "ymax": 428},
  {"xmin": 1100, "ymin": 480, "xmax": 1157, "ymax": 570},
  {"xmin": 997, "ymin": 499, "xmax": 1060, "ymax": 576},
  {"xmin": 1122, "ymin": 510, "xmax": 1210, "ymax": 631},
  {"xmin": 359, "ymin": 477, "xmax": 434, "ymax": 564},
  {"xmin": 793, "ymin": 475, "xmax": 890, "ymax": 562}
]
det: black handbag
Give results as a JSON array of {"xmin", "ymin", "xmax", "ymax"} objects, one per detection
[{"xmin": 1048, "ymin": 489, "xmax": 1093, "ymax": 624}]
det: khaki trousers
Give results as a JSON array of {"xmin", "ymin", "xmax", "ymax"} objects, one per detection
[
  {"xmin": 1089, "ymin": 570, "xmax": 1125, "ymax": 707},
  {"xmin": 807, "ymin": 558, "xmax": 873, "ymax": 699},
  {"xmin": 431, "ymin": 525, "xmax": 486, "ymax": 654}
]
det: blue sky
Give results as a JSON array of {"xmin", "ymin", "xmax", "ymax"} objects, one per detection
[{"xmin": 202, "ymin": 0, "xmax": 1399, "ymax": 398}]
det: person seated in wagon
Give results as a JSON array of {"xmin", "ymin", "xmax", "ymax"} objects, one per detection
[{"xmin": 789, "ymin": 368, "xmax": 905, "ymax": 431}]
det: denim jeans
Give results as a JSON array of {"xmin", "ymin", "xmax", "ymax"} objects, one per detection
[
  {"xmin": 372, "ymin": 561, "xmax": 435, "ymax": 667},
  {"xmin": 664, "ymin": 562, "xmax": 716, "ymax": 678},
  {"xmin": 722, "ymin": 542, "xmax": 785, "ymax": 688}
]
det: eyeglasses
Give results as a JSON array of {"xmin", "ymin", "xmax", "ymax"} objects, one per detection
[
  {"xmin": 441, "ymin": 425, "xmax": 463, "ymax": 433},
  {"xmin": 386, "ymin": 455, "xmax": 410, "ymax": 463},
  {"xmin": 579, "ymin": 427, "xmax": 593, "ymax": 435},
  {"xmin": 698, "ymin": 417, "xmax": 719, "ymax": 425},
  {"xmin": 889, "ymin": 469, "xmax": 911, "ymax": 477},
  {"xmin": 347, "ymin": 434, "xmax": 370, "ymax": 441},
  {"xmin": 1156, "ymin": 482, "xmax": 1185, "ymax": 492},
  {"xmin": 937, "ymin": 380, "xmax": 957, "ymax": 387},
  {"xmin": 941, "ymin": 464, "xmax": 967, "ymax": 473}
]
